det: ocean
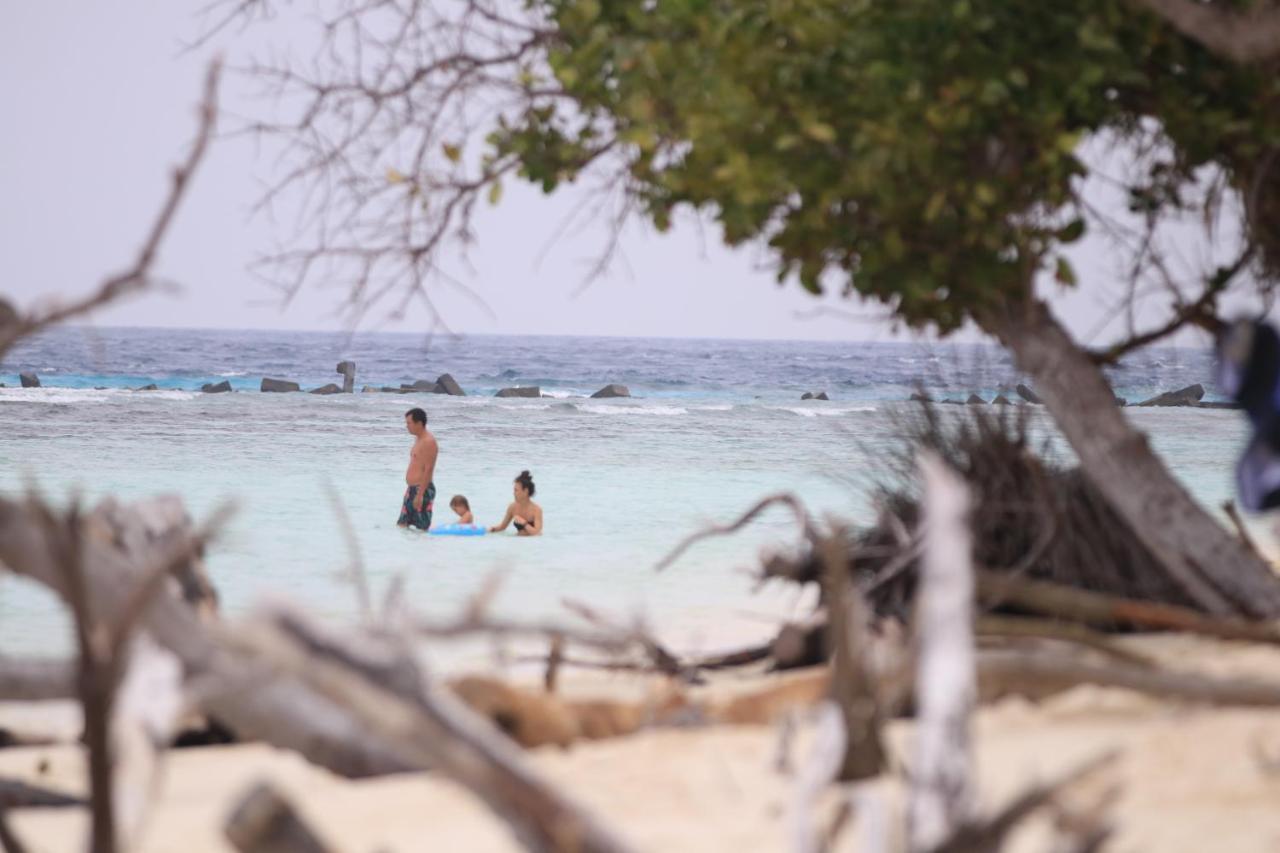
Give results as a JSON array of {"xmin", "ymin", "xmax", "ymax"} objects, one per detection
[{"xmin": 0, "ymin": 326, "xmax": 1253, "ymax": 658}]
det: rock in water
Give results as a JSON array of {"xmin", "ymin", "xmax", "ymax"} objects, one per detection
[
  {"xmin": 202, "ymin": 381, "xmax": 232, "ymax": 394},
  {"xmin": 19, "ymin": 372, "xmax": 39, "ymax": 388},
  {"xmin": 260, "ymin": 378, "xmax": 300, "ymax": 393},
  {"xmin": 814, "ymin": 391, "xmax": 829, "ymax": 401},
  {"xmin": 310, "ymin": 383, "xmax": 343, "ymax": 395},
  {"xmin": 992, "ymin": 394, "xmax": 1013, "ymax": 405},
  {"xmin": 910, "ymin": 391, "xmax": 933, "ymax": 402},
  {"xmin": 801, "ymin": 392, "xmax": 814, "ymax": 400},
  {"xmin": 1136, "ymin": 384, "xmax": 1205, "ymax": 407},
  {"xmin": 336, "ymin": 361, "xmax": 356, "ymax": 393},
  {"xmin": 135, "ymin": 384, "xmax": 159, "ymax": 391},
  {"xmin": 400, "ymin": 379, "xmax": 440, "ymax": 393},
  {"xmin": 436, "ymin": 373, "xmax": 466, "ymax": 396},
  {"xmin": 1015, "ymin": 383, "xmax": 1041, "ymax": 404},
  {"xmin": 966, "ymin": 394, "xmax": 987, "ymax": 405},
  {"xmin": 361, "ymin": 385, "xmax": 379, "ymax": 393},
  {"xmin": 496, "ymin": 386, "xmax": 541, "ymax": 398},
  {"xmin": 591, "ymin": 383, "xmax": 631, "ymax": 399}
]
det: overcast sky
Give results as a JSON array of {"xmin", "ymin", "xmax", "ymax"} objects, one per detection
[{"xmin": 0, "ymin": 1, "xmax": 1249, "ymax": 346}]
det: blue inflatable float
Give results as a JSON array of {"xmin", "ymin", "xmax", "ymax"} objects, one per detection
[{"xmin": 429, "ymin": 523, "xmax": 487, "ymax": 536}]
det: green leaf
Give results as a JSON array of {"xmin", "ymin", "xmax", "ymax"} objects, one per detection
[
  {"xmin": 803, "ymin": 122, "xmax": 837, "ymax": 144},
  {"xmin": 488, "ymin": 180, "xmax": 503, "ymax": 205},
  {"xmin": 1054, "ymin": 257, "xmax": 1078, "ymax": 286},
  {"xmin": 442, "ymin": 143, "xmax": 462, "ymax": 164},
  {"xmin": 1057, "ymin": 218, "xmax": 1086, "ymax": 243}
]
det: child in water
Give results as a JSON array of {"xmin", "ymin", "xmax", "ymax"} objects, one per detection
[{"xmin": 449, "ymin": 495, "xmax": 474, "ymax": 525}]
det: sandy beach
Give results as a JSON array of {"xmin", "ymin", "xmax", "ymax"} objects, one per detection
[{"xmin": 4, "ymin": 633, "xmax": 1279, "ymax": 852}]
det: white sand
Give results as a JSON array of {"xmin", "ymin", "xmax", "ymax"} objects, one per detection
[{"xmin": 5, "ymin": 635, "xmax": 1280, "ymax": 851}]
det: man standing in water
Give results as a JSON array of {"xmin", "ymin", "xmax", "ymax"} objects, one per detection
[{"xmin": 398, "ymin": 407, "xmax": 438, "ymax": 531}]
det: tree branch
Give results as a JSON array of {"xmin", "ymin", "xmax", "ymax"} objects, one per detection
[{"xmin": 1131, "ymin": 0, "xmax": 1280, "ymax": 64}]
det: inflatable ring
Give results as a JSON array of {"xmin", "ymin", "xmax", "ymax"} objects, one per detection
[{"xmin": 429, "ymin": 523, "xmax": 488, "ymax": 536}]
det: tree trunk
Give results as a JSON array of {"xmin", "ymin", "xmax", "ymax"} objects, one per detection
[{"xmin": 990, "ymin": 301, "xmax": 1280, "ymax": 618}]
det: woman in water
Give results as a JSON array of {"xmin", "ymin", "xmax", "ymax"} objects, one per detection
[{"xmin": 490, "ymin": 470, "xmax": 543, "ymax": 536}]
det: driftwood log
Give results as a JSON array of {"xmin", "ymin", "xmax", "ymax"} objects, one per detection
[
  {"xmin": 224, "ymin": 783, "xmax": 335, "ymax": 853},
  {"xmin": 0, "ymin": 494, "xmax": 410, "ymax": 778},
  {"xmin": 240, "ymin": 608, "xmax": 638, "ymax": 853}
]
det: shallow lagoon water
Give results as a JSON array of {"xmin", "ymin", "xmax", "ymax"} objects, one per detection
[{"xmin": 0, "ymin": 328, "xmax": 1254, "ymax": 656}]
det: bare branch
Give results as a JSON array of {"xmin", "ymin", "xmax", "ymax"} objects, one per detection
[
  {"xmin": 819, "ymin": 528, "xmax": 885, "ymax": 782},
  {"xmin": 654, "ymin": 492, "xmax": 815, "ymax": 572},
  {"xmin": 975, "ymin": 569, "xmax": 1280, "ymax": 646},
  {"xmin": 0, "ymin": 654, "xmax": 75, "ymax": 701},
  {"xmin": 225, "ymin": 782, "xmax": 336, "ymax": 853},
  {"xmin": 1131, "ymin": 0, "xmax": 1280, "ymax": 64},
  {"xmin": 250, "ymin": 607, "xmax": 639, "ymax": 853},
  {"xmin": 908, "ymin": 452, "xmax": 977, "ymax": 853},
  {"xmin": 1086, "ymin": 242, "xmax": 1253, "ymax": 364}
]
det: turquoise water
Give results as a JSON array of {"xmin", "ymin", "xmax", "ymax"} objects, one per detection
[{"xmin": 0, "ymin": 329, "xmax": 1254, "ymax": 657}]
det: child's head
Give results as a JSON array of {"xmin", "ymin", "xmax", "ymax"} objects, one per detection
[{"xmin": 449, "ymin": 494, "xmax": 470, "ymax": 517}]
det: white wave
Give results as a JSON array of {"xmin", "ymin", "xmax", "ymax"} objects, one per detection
[
  {"xmin": 499, "ymin": 403, "xmax": 552, "ymax": 411},
  {"xmin": 138, "ymin": 390, "xmax": 197, "ymax": 401},
  {"xmin": 217, "ymin": 370, "xmax": 248, "ymax": 377},
  {"xmin": 539, "ymin": 389, "xmax": 575, "ymax": 399},
  {"xmin": 0, "ymin": 388, "xmax": 112, "ymax": 404},
  {"xmin": 577, "ymin": 403, "xmax": 688, "ymax": 416},
  {"xmin": 0, "ymin": 387, "xmax": 196, "ymax": 404},
  {"xmin": 690, "ymin": 404, "xmax": 733, "ymax": 412},
  {"xmin": 774, "ymin": 405, "xmax": 877, "ymax": 417}
]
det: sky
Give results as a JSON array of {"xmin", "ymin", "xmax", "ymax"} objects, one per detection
[{"xmin": 0, "ymin": 1, "xmax": 1255, "ymax": 345}]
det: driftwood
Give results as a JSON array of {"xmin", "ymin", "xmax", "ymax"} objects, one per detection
[
  {"xmin": 975, "ymin": 570, "xmax": 1280, "ymax": 645},
  {"xmin": 819, "ymin": 530, "xmax": 885, "ymax": 781},
  {"xmin": 0, "ymin": 655, "xmax": 74, "ymax": 701},
  {"xmin": 0, "ymin": 778, "xmax": 86, "ymax": 809},
  {"xmin": 977, "ymin": 648, "xmax": 1280, "ymax": 706},
  {"xmin": 0, "ymin": 494, "xmax": 411, "ymax": 778},
  {"xmin": 908, "ymin": 453, "xmax": 977, "ymax": 853},
  {"xmin": 786, "ymin": 701, "xmax": 848, "ymax": 853},
  {"xmin": 975, "ymin": 615, "xmax": 1156, "ymax": 669},
  {"xmin": 242, "ymin": 608, "xmax": 637, "ymax": 853},
  {"xmin": 933, "ymin": 751, "xmax": 1118, "ymax": 853},
  {"xmin": 224, "ymin": 782, "xmax": 335, "ymax": 853}
]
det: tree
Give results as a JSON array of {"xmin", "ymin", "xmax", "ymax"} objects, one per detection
[{"xmin": 222, "ymin": 0, "xmax": 1280, "ymax": 616}]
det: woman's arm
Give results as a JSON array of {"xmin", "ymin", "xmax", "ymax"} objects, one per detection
[
  {"xmin": 489, "ymin": 504, "xmax": 514, "ymax": 532},
  {"xmin": 521, "ymin": 504, "xmax": 543, "ymax": 537}
]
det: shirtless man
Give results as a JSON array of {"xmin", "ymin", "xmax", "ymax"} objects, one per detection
[{"xmin": 398, "ymin": 408, "xmax": 438, "ymax": 531}]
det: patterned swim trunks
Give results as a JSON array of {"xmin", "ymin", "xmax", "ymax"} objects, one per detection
[{"xmin": 398, "ymin": 482, "xmax": 436, "ymax": 531}]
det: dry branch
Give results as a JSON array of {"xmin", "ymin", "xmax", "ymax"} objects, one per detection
[
  {"xmin": 0, "ymin": 654, "xmax": 74, "ymax": 701},
  {"xmin": 819, "ymin": 530, "xmax": 885, "ymax": 782},
  {"xmin": 934, "ymin": 750, "xmax": 1118, "ymax": 853},
  {"xmin": 908, "ymin": 453, "xmax": 977, "ymax": 853},
  {"xmin": 655, "ymin": 493, "xmax": 815, "ymax": 572},
  {"xmin": 224, "ymin": 782, "xmax": 335, "ymax": 853},
  {"xmin": 1130, "ymin": 0, "xmax": 1280, "ymax": 64},
  {"xmin": 974, "ymin": 615, "xmax": 1157, "ymax": 669},
  {"xmin": 975, "ymin": 570, "xmax": 1280, "ymax": 645},
  {"xmin": 0, "ymin": 494, "xmax": 410, "ymax": 778},
  {"xmin": 248, "ymin": 607, "xmax": 638, "ymax": 853},
  {"xmin": 977, "ymin": 648, "xmax": 1280, "ymax": 706},
  {"xmin": 0, "ymin": 778, "xmax": 86, "ymax": 809},
  {"xmin": 786, "ymin": 701, "xmax": 848, "ymax": 853}
]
